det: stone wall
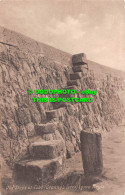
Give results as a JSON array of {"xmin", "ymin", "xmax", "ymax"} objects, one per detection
[{"xmin": 0, "ymin": 27, "xmax": 125, "ymax": 170}]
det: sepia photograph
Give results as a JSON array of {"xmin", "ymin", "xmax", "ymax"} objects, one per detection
[{"xmin": 0, "ymin": 0, "xmax": 125, "ymax": 194}]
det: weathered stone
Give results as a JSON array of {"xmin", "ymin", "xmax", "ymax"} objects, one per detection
[
  {"xmin": 70, "ymin": 72, "xmax": 82, "ymax": 80},
  {"xmin": 1, "ymin": 65, "xmax": 10, "ymax": 83},
  {"xmin": 72, "ymin": 53, "xmax": 87, "ymax": 65},
  {"xmin": 42, "ymin": 133, "xmax": 54, "ymax": 141},
  {"xmin": 80, "ymin": 130, "xmax": 103, "ymax": 175},
  {"xmin": 67, "ymin": 80, "xmax": 80, "ymax": 86},
  {"xmin": 65, "ymin": 140, "xmax": 75, "ymax": 158},
  {"xmin": 14, "ymin": 155, "xmax": 65, "ymax": 184},
  {"xmin": 35, "ymin": 102, "xmax": 46, "ymax": 123},
  {"xmin": 29, "ymin": 103, "xmax": 42, "ymax": 124},
  {"xmin": 42, "ymin": 130, "xmax": 64, "ymax": 141},
  {"xmin": 0, "ymin": 27, "xmax": 125, "ymax": 174},
  {"xmin": 52, "ymin": 101, "xmax": 67, "ymax": 109},
  {"xmin": 10, "ymin": 140, "xmax": 20, "ymax": 162},
  {"xmin": 17, "ymin": 126, "xmax": 29, "ymax": 158},
  {"xmin": 26, "ymin": 122, "xmax": 36, "ymax": 137},
  {"xmin": 16, "ymin": 107, "xmax": 31, "ymax": 126},
  {"xmin": 46, "ymin": 110, "xmax": 57, "ymax": 121},
  {"xmin": 72, "ymin": 65, "xmax": 85, "ymax": 73},
  {"xmin": 0, "ymin": 139, "xmax": 11, "ymax": 165},
  {"xmin": 54, "ymin": 130, "xmax": 64, "ymax": 140},
  {"xmin": 0, "ymin": 124, "xmax": 8, "ymax": 140},
  {"xmin": 35, "ymin": 122, "xmax": 57, "ymax": 135},
  {"xmin": 55, "ymin": 108, "xmax": 66, "ymax": 121},
  {"xmin": 63, "ymin": 85, "xmax": 77, "ymax": 90},
  {"xmin": 29, "ymin": 139, "xmax": 66, "ymax": 160},
  {"xmin": 66, "ymin": 104, "xmax": 75, "ymax": 116}
]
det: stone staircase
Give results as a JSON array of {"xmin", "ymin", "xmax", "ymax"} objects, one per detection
[
  {"xmin": 14, "ymin": 109, "xmax": 66, "ymax": 185},
  {"xmin": 14, "ymin": 53, "xmax": 88, "ymax": 185},
  {"xmin": 53, "ymin": 53, "xmax": 88, "ymax": 109}
]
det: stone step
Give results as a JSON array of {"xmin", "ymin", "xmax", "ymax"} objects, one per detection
[
  {"xmin": 42, "ymin": 130, "xmax": 63, "ymax": 141},
  {"xmin": 46, "ymin": 110, "xmax": 57, "ymax": 120},
  {"xmin": 70, "ymin": 72, "xmax": 82, "ymax": 80},
  {"xmin": 72, "ymin": 53, "xmax": 88, "ymax": 66},
  {"xmin": 46, "ymin": 107, "xmax": 66, "ymax": 121},
  {"xmin": 67, "ymin": 80, "xmax": 80, "ymax": 86},
  {"xmin": 42, "ymin": 133, "xmax": 55, "ymax": 141},
  {"xmin": 35, "ymin": 122, "xmax": 57, "ymax": 135},
  {"xmin": 14, "ymin": 155, "xmax": 65, "ymax": 185},
  {"xmin": 72, "ymin": 65, "xmax": 87, "ymax": 73},
  {"xmin": 29, "ymin": 139, "xmax": 66, "ymax": 160},
  {"xmin": 63, "ymin": 85, "xmax": 76, "ymax": 90},
  {"xmin": 56, "ymin": 107, "xmax": 66, "ymax": 120},
  {"xmin": 52, "ymin": 101, "xmax": 67, "ymax": 109}
]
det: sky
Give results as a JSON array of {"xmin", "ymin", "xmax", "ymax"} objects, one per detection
[{"xmin": 0, "ymin": 0, "xmax": 125, "ymax": 71}]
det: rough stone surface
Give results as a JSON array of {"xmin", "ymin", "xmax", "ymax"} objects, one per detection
[
  {"xmin": 67, "ymin": 80, "xmax": 80, "ymax": 86},
  {"xmin": 72, "ymin": 53, "xmax": 87, "ymax": 65},
  {"xmin": 0, "ymin": 26, "xmax": 125, "ymax": 178},
  {"xmin": 72, "ymin": 65, "xmax": 86, "ymax": 73},
  {"xmin": 29, "ymin": 139, "xmax": 66, "ymax": 160},
  {"xmin": 46, "ymin": 110, "xmax": 57, "ymax": 121},
  {"xmin": 35, "ymin": 122, "xmax": 57, "ymax": 135},
  {"xmin": 80, "ymin": 130, "xmax": 103, "ymax": 175},
  {"xmin": 14, "ymin": 156, "xmax": 65, "ymax": 185},
  {"xmin": 70, "ymin": 72, "xmax": 82, "ymax": 80}
]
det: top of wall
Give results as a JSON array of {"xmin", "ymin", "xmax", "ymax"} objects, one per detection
[
  {"xmin": 0, "ymin": 26, "xmax": 125, "ymax": 80},
  {"xmin": 0, "ymin": 26, "xmax": 71, "ymax": 66}
]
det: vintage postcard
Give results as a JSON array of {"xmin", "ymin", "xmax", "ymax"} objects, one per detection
[{"xmin": 0, "ymin": 0, "xmax": 125, "ymax": 195}]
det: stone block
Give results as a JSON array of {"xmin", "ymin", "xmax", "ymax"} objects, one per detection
[
  {"xmin": 67, "ymin": 80, "xmax": 80, "ymax": 86},
  {"xmin": 66, "ymin": 140, "xmax": 75, "ymax": 158},
  {"xmin": 52, "ymin": 101, "xmax": 67, "ymax": 109},
  {"xmin": 72, "ymin": 53, "xmax": 87, "ymax": 65},
  {"xmin": 16, "ymin": 108, "xmax": 31, "ymax": 126},
  {"xmin": 72, "ymin": 65, "xmax": 86, "ymax": 73},
  {"xmin": 63, "ymin": 85, "xmax": 77, "ymax": 90},
  {"xmin": 35, "ymin": 122, "xmax": 57, "ymax": 135},
  {"xmin": 29, "ymin": 139, "xmax": 66, "ymax": 160},
  {"xmin": 46, "ymin": 110, "xmax": 57, "ymax": 121},
  {"xmin": 26, "ymin": 122, "xmax": 35, "ymax": 137},
  {"xmin": 14, "ymin": 155, "xmax": 65, "ymax": 184},
  {"xmin": 70, "ymin": 72, "xmax": 82, "ymax": 80},
  {"xmin": 42, "ymin": 133, "xmax": 54, "ymax": 141},
  {"xmin": 80, "ymin": 130, "xmax": 103, "ymax": 175}
]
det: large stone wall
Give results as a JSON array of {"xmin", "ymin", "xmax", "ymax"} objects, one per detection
[{"xmin": 0, "ymin": 27, "xmax": 125, "ymax": 171}]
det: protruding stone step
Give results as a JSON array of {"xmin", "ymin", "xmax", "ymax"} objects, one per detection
[
  {"xmin": 46, "ymin": 110, "xmax": 57, "ymax": 121},
  {"xmin": 42, "ymin": 130, "xmax": 63, "ymax": 141},
  {"xmin": 14, "ymin": 155, "xmax": 65, "ymax": 184},
  {"xmin": 72, "ymin": 53, "xmax": 88, "ymax": 66},
  {"xmin": 56, "ymin": 107, "xmax": 66, "ymax": 121},
  {"xmin": 29, "ymin": 139, "xmax": 66, "ymax": 160},
  {"xmin": 52, "ymin": 101, "xmax": 67, "ymax": 109},
  {"xmin": 70, "ymin": 72, "xmax": 82, "ymax": 80},
  {"xmin": 42, "ymin": 133, "xmax": 54, "ymax": 141},
  {"xmin": 63, "ymin": 85, "xmax": 76, "ymax": 90},
  {"xmin": 67, "ymin": 80, "xmax": 80, "ymax": 86},
  {"xmin": 72, "ymin": 65, "xmax": 86, "ymax": 73},
  {"xmin": 35, "ymin": 122, "xmax": 57, "ymax": 135}
]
